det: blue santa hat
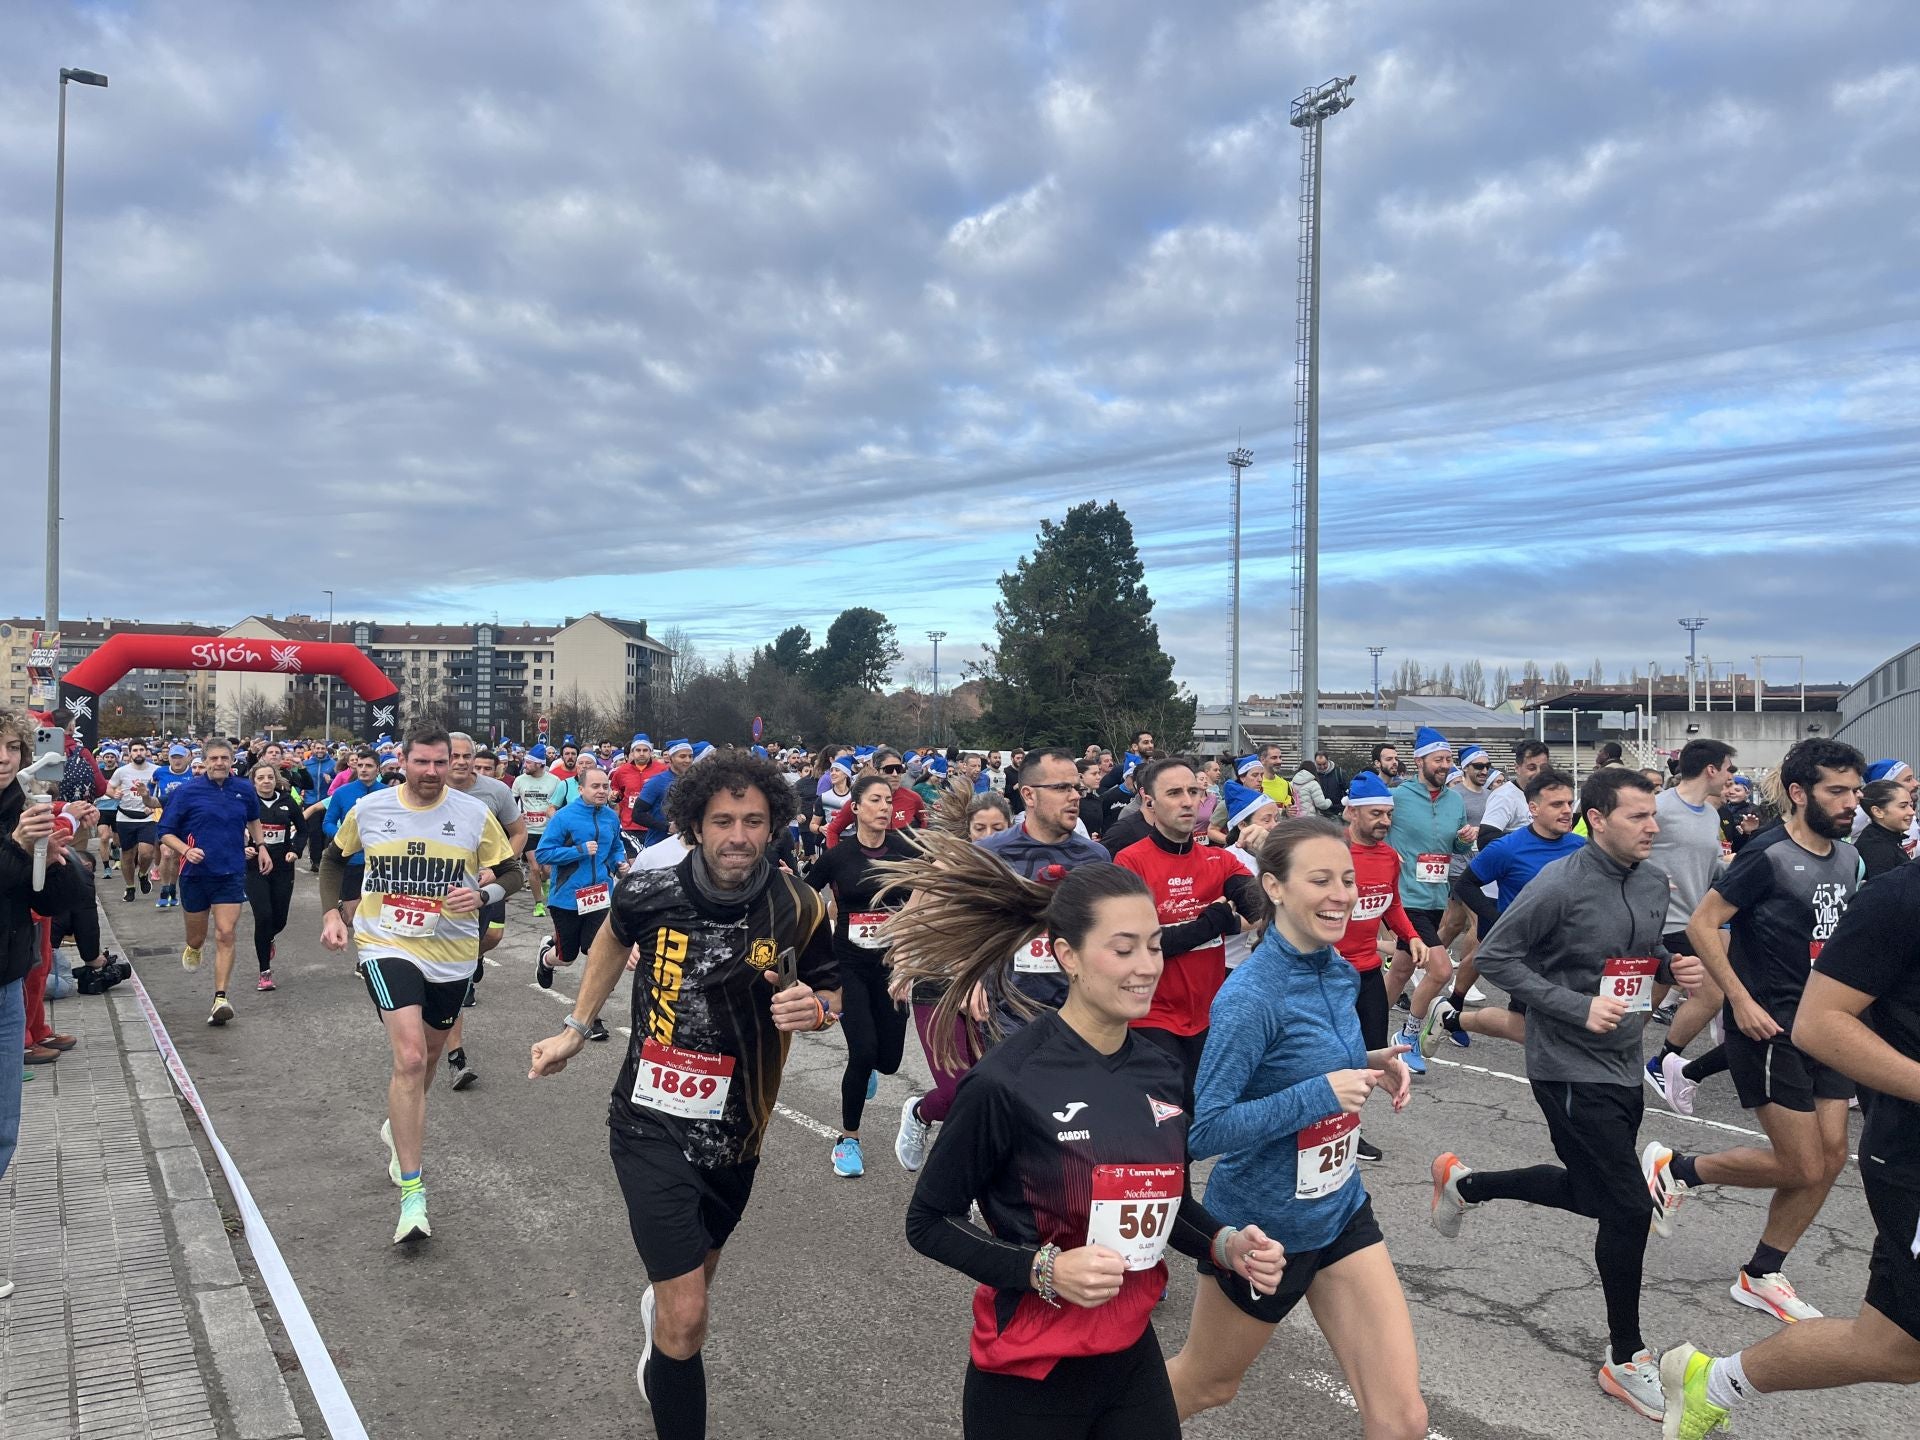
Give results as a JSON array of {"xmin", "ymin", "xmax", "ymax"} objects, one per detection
[
  {"xmin": 1458, "ymin": 745, "xmax": 1489, "ymax": 768},
  {"xmin": 632, "ymin": 733, "xmax": 652, "ymax": 747},
  {"xmin": 1412, "ymin": 726, "xmax": 1450, "ymax": 759},
  {"xmin": 691, "ymin": 742, "xmax": 714, "ymax": 761},
  {"xmin": 562, "ymin": 733, "xmax": 576, "ymax": 746},
  {"xmin": 526, "ymin": 744, "xmax": 550, "ymax": 762},
  {"xmin": 1866, "ymin": 758, "xmax": 1913, "ymax": 783},
  {"xmin": 1235, "ymin": 754, "xmax": 1263, "ymax": 778},
  {"xmin": 664, "ymin": 739, "xmax": 693, "ymax": 757},
  {"xmin": 1346, "ymin": 772, "xmax": 1396, "ymax": 807},
  {"xmin": 926, "ymin": 755, "xmax": 949, "ymax": 776},
  {"xmin": 831, "ymin": 756, "xmax": 855, "ymax": 776},
  {"xmin": 751, "ymin": 745, "xmax": 769, "ymax": 759},
  {"xmin": 1224, "ymin": 780, "xmax": 1275, "ymax": 831}
]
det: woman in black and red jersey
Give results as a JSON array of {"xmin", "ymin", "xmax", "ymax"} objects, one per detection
[
  {"xmin": 809, "ymin": 773, "xmax": 916, "ymax": 1179},
  {"xmin": 892, "ymin": 838, "xmax": 1284, "ymax": 1440}
]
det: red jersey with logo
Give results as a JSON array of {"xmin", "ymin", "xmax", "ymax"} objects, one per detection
[
  {"xmin": 1115, "ymin": 834, "xmax": 1245, "ymax": 1036},
  {"xmin": 1338, "ymin": 840, "xmax": 1418, "ymax": 974},
  {"xmin": 823, "ymin": 785, "xmax": 925, "ymax": 848},
  {"xmin": 608, "ymin": 760, "xmax": 669, "ymax": 833}
]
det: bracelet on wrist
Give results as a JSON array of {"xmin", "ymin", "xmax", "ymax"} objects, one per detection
[
  {"xmin": 1210, "ymin": 1225, "xmax": 1239, "ymax": 1270},
  {"xmin": 1031, "ymin": 1243, "xmax": 1062, "ymax": 1308}
]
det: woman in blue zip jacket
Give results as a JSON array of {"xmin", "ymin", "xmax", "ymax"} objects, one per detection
[
  {"xmin": 534, "ymin": 767, "xmax": 622, "ymax": 1039},
  {"xmin": 1166, "ymin": 816, "xmax": 1429, "ymax": 1439}
]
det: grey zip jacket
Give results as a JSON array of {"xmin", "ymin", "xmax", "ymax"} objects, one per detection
[{"xmin": 1474, "ymin": 842, "xmax": 1676, "ymax": 1087}]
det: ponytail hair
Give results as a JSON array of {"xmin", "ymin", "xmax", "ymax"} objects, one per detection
[{"xmin": 877, "ymin": 831, "xmax": 1149, "ymax": 1067}]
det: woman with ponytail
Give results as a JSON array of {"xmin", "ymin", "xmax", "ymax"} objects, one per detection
[{"xmin": 894, "ymin": 838, "xmax": 1283, "ymax": 1440}]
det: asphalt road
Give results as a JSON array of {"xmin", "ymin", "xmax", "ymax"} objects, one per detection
[{"xmin": 103, "ymin": 872, "xmax": 1904, "ymax": 1439}]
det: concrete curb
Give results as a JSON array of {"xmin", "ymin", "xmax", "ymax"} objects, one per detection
[{"xmin": 96, "ymin": 908, "xmax": 306, "ymax": 1440}]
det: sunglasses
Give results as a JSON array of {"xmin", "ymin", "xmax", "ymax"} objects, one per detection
[{"xmin": 880, "ymin": 764, "xmax": 906, "ymax": 775}]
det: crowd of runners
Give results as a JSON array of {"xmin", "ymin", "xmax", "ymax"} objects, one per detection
[{"xmin": 6, "ymin": 712, "xmax": 1920, "ymax": 1437}]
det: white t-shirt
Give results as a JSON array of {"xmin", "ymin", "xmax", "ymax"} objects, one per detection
[
  {"xmin": 1482, "ymin": 781, "xmax": 1530, "ymax": 836},
  {"xmin": 637, "ymin": 833, "xmax": 691, "ymax": 871},
  {"xmin": 112, "ymin": 762, "xmax": 159, "ymax": 818}
]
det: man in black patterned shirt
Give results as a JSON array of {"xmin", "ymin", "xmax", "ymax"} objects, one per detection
[{"xmin": 530, "ymin": 751, "xmax": 839, "ymax": 1440}]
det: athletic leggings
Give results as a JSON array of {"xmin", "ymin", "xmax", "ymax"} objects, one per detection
[
  {"xmin": 838, "ymin": 956, "xmax": 909, "ymax": 1134},
  {"xmin": 549, "ymin": 905, "xmax": 608, "ymax": 965},
  {"xmin": 245, "ymin": 866, "xmax": 295, "ymax": 970},
  {"xmin": 1456, "ymin": 1080, "xmax": 1652, "ymax": 1364},
  {"xmin": 911, "ymin": 1001, "xmax": 980, "ymax": 1125},
  {"xmin": 962, "ymin": 1326, "xmax": 1178, "ymax": 1440}
]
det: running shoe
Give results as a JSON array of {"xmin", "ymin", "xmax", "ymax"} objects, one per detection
[
  {"xmin": 1464, "ymin": 981, "xmax": 1489, "ymax": 1005},
  {"xmin": 1651, "ymin": 1001, "xmax": 1679, "ymax": 1026},
  {"xmin": 1642, "ymin": 1141, "xmax": 1687, "ymax": 1237},
  {"xmin": 1430, "ymin": 1153, "xmax": 1473, "ymax": 1239},
  {"xmin": 866, "ymin": 1069, "xmax": 879, "ymax": 1101},
  {"xmin": 123, "ymin": 887, "xmax": 136, "ymax": 903},
  {"xmin": 0, "ymin": 1279, "xmax": 12, "ymax": 1299},
  {"xmin": 1660, "ymin": 1052, "xmax": 1698, "ymax": 1117},
  {"xmin": 636, "ymin": 1285, "xmax": 657, "ymax": 1405},
  {"xmin": 1396, "ymin": 1023, "xmax": 1427, "ymax": 1075},
  {"xmin": 449, "ymin": 1051, "xmax": 478, "ymax": 1091},
  {"xmin": 895, "ymin": 1095, "xmax": 932, "ymax": 1172},
  {"xmin": 156, "ymin": 895, "xmax": 170, "ymax": 910},
  {"xmin": 1598, "ymin": 1348, "xmax": 1665, "ymax": 1422},
  {"xmin": 208, "ymin": 997, "xmax": 235, "ymax": 1027},
  {"xmin": 1730, "ymin": 1270, "xmax": 1821, "ymax": 1322},
  {"xmin": 139, "ymin": 873, "xmax": 151, "ymax": 895},
  {"xmin": 393, "ymin": 1190, "xmax": 430, "ymax": 1244},
  {"xmin": 256, "ymin": 971, "xmax": 275, "ymax": 993},
  {"xmin": 380, "ymin": 1119, "xmax": 401, "ymax": 1185},
  {"xmin": 1357, "ymin": 1136, "xmax": 1384, "ymax": 1164},
  {"xmin": 533, "ymin": 902, "xmax": 547, "ymax": 918},
  {"xmin": 1418, "ymin": 999, "xmax": 1458, "ymax": 1058},
  {"xmin": 1644, "ymin": 1054, "xmax": 1670, "ymax": 1102},
  {"xmin": 587, "ymin": 1018, "xmax": 609, "ymax": 1042},
  {"xmin": 1659, "ymin": 1344, "xmax": 1732, "ymax": 1438},
  {"xmin": 832, "ymin": 1136, "xmax": 864, "ymax": 1178},
  {"xmin": 1393, "ymin": 990, "xmax": 1412, "ymax": 1013}
]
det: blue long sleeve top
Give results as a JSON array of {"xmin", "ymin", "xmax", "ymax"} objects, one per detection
[
  {"xmin": 323, "ymin": 779, "xmax": 379, "ymax": 866},
  {"xmin": 535, "ymin": 799, "xmax": 622, "ymax": 909},
  {"xmin": 1190, "ymin": 926, "xmax": 1370, "ymax": 1251}
]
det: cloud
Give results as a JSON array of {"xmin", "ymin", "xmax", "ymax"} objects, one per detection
[{"xmin": 1, "ymin": 0, "xmax": 1915, "ymax": 706}]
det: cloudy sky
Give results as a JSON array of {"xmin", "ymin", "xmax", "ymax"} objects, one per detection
[{"xmin": 3, "ymin": 1, "xmax": 1916, "ymax": 702}]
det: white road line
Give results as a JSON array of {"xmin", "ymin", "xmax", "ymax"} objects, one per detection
[
  {"xmin": 774, "ymin": 1103, "xmax": 839, "ymax": 1140},
  {"xmin": 1295, "ymin": 1363, "xmax": 1457, "ymax": 1440},
  {"xmin": 1428, "ymin": 1054, "xmax": 1859, "ymax": 1157},
  {"xmin": 528, "ymin": 983, "xmax": 572, "ymax": 1004}
]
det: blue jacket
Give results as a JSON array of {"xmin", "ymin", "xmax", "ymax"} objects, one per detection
[
  {"xmin": 535, "ymin": 799, "xmax": 622, "ymax": 909},
  {"xmin": 636, "ymin": 770, "xmax": 676, "ymax": 845},
  {"xmin": 323, "ymin": 779, "xmax": 381, "ymax": 864},
  {"xmin": 1386, "ymin": 779, "xmax": 1473, "ymax": 909},
  {"xmin": 1190, "ymin": 926, "xmax": 1369, "ymax": 1251},
  {"xmin": 158, "ymin": 775, "xmax": 261, "ymax": 878}
]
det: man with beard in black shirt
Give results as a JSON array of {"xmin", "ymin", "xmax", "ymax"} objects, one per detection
[{"xmin": 529, "ymin": 751, "xmax": 839, "ymax": 1440}]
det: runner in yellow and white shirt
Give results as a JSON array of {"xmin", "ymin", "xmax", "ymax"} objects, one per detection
[{"xmin": 318, "ymin": 728, "xmax": 522, "ymax": 1245}]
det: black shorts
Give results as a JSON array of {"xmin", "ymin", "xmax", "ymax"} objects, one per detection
[
  {"xmin": 481, "ymin": 898, "xmax": 507, "ymax": 930},
  {"xmin": 1354, "ymin": 967, "xmax": 1389, "ymax": 1050},
  {"xmin": 963, "ymin": 1325, "xmax": 1177, "ymax": 1440},
  {"xmin": 1663, "ymin": 931, "xmax": 1691, "ymax": 957},
  {"xmin": 1403, "ymin": 908, "xmax": 1444, "ymax": 948},
  {"xmin": 1199, "ymin": 1197, "xmax": 1384, "ymax": 1325},
  {"xmin": 1723, "ymin": 1026, "xmax": 1856, "ymax": 1113},
  {"xmin": 115, "ymin": 819, "xmax": 157, "ymax": 847},
  {"xmin": 1533, "ymin": 1079, "xmax": 1651, "ymax": 1225},
  {"xmin": 610, "ymin": 1114, "xmax": 759, "ymax": 1283},
  {"xmin": 357, "ymin": 955, "xmax": 472, "ymax": 1031},
  {"xmin": 1864, "ymin": 1176, "xmax": 1920, "ymax": 1343}
]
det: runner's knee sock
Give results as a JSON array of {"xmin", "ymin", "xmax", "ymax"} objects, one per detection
[
  {"xmin": 1682, "ymin": 1045, "xmax": 1729, "ymax": 1083},
  {"xmin": 646, "ymin": 1348, "xmax": 707, "ymax": 1440},
  {"xmin": 1706, "ymin": 1352, "xmax": 1756, "ymax": 1409},
  {"xmin": 1744, "ymin": 1241, "xmax": 1789, "ymax": 1279}
]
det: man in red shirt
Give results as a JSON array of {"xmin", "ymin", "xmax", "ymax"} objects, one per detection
[
  {"xmin": 824, "ymin": 747, "xmax": 925, "ymax": 847},
  {"xmin": 607, "ymin": 735, "xmax": 667, "ymax": 845},
  {"xmin": 1339, "ymin": 771, "xmax": 1428, "ymax": 1162},
  {"xmin": 1113, "ymin": 757, "xmax": 1264, "ymax": 1107}
]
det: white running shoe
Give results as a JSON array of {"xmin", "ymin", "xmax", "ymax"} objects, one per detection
[
  {"xmin": 1430, "ymin": 1153, "xmax": 1473, "ymax": 1239},
  {"xmin": 636, "ymin": 1284, "xmax": 657, "ymax": 1405},
  {"xmin": 1642, "ymin": 1142, "xmax": 1687, "ymax": 1238},
  {"xmin": 1464, "ymin": 982, "xmax": 1489, "ymax": 1006},
  {"xmin": 895, "ymin": 1094, "xmax": 932, "ymax": 1172},
  {"xmin": 1660, "ymin": 1052, "xmax": 1698, "ymax": 1117},
  {"xmin": 1731, "ymin": 1270, "xmax": 1822, "ymax": 1323},
  {"xmin": 1597, "ymin": 1347, "xmax": 1665, "ymax": 1421},
  {"xmin": 381, "ymin": 1119, "xmax": 402, "ymax": 1186}
]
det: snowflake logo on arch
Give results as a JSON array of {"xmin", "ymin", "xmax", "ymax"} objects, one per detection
[
  {"xmin": 270, "ymin": 644, "xmax": 303, "ymax": 673},
  {"xmin": 372, "ymin": 703, "xmax": 396, "ymax": 729},
  {"xmin": 64, "ymin": 694, "xmax": 93, "ymax": 721}
]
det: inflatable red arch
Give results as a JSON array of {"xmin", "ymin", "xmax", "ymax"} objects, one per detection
[{"xmin": 57, "ymin": 633, "xmax": 401, "ymax": 748}]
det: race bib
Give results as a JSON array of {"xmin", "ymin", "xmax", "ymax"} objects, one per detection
[
  {"xmin": 576, "ymin": 882, "xmax": 610, "ymax": 914},
  {"xmin": 1086, "ymin": 1164, "xmax": 1182, "ymax": 1271},
  {"xmin": 1013, "ymin": 935, "xmax": 1059, "ymax": 974},
  {"xmin": 631, "ymin": 1039, "xmax": 734, "ymax": 1121},
  {"xmin": 260, "ymin": 825, "xmax": 287, "ymax": 846},
  {"xmin": 1352, "ymin": 889, "xmax": 1391, "ymax": 922},
  {"xmin": 1601, "ymin": 956, "xmax": 1659, "ymax": 1013},
  {"xmin": 376, "ymin": 893, "xmax": 442, "ymax": 940},
  {"xmin": 1296, "ymin": 1112, "xmax": 1360, "ymax": 1200},
  {"xmin": 1416, "ymin": 853, "xmax": 1449, "ymax": 885},
  {"xmin": 847, "ymin": 911, "xmax": 890, "ymax": 950}
]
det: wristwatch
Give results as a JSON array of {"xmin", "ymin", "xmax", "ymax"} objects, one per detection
[{"xmin": 561, "ymin": 1015, "xmax": 594, "ymax": 1041}]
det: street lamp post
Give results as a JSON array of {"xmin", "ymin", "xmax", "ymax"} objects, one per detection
[
  {"xmin": 45, "ymin": 65, "xmax": 109, "ymax": 712},
  {"xmin": 1679, "ymin": 617, "xmax": 1706, "ymax": 712},
  {"xmin": 1227, "ymin": 446, "xmax": 1252, "ymax": 757},
  {"xmin": 1368, "ymin": 646, "xmax": 1386, "ymax": 711},
  {"xmin": 323, "ymin": 590, "xmax": 336, "ymax": 743},
  {"xmin": 927, "ymin": 630, "xmax": 947, "ymax": 749}
]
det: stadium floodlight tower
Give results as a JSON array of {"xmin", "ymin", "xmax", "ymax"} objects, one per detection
[
  {"xmin": 1226, "ymin": 446, "xmax": 1253, "ymax": 758},
  {"xmin": 1288, "ymin": 74, "xmax": 1355, "ymax": 762},
  {"xmin": 1679, "ymin": 616, "xmax": 1707, "ymax": 711}
]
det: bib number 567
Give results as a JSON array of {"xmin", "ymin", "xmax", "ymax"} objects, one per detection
[{"xmin": 1115, "ymin": 1200, "xmax": 1172, "ymax": 1241}]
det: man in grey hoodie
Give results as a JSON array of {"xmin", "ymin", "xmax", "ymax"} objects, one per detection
[{"xmin": 1426, "ymin": 768, "xmax": 1706, "ymax": 1425}]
